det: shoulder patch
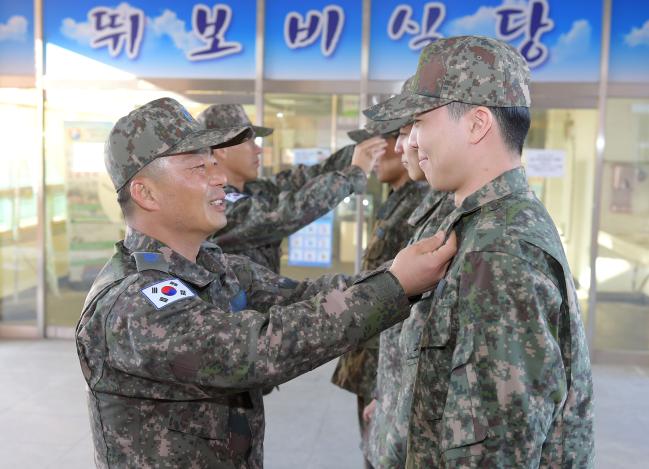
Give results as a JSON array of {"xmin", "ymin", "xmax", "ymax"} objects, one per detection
[
  {"xmin": 132, "ymin": 252, "xmax": 169, "ymax": 273},
  {"xmin": 229, "ymin": 289, "xmax": 247, "ymax": 313},
  {"xmin": 140, "ymin": 278, "xmax": 195, "ymax": 309},
  {"xmin": 224, "ymin": 192, "xmax": 249, "ymax": 203}
]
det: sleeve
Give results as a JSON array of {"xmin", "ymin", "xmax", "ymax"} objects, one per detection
[
  {"xmin": 272, "ymin": 145, "xmax": 355, "ymax": 191},
  {"xmin": 441, "ymin": 251, "xmax": 568, "ymax": 467},
  {"xmin": 103, "ymin": 269, "xmax": 410, "ymax": 392},
  {"xmin": 213, "ymin": 163, "xmax": 367, "ymax": 250},
  {"xmin": 225, "ymin": 253, "xmax": 356, "ymax": 311}
]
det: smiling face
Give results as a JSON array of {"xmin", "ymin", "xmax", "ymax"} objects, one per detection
[
  {"xmin": 408, "ymin": 105, "xmax": 470, "ymax": 192},
  {"xmin": 396, "ymin": 124, "xmax": 425, "ymax": 182},
  {"xmin": 148, "ymin": 149, "xmax": 229, "ymax": 238},
  {"xmin": 213, "ymin": 138, "xmax": 262, "ymax": 190}
]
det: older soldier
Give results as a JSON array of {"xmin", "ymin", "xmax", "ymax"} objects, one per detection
[
  {"xmin": 366, "ymin": 35, "xmax": 594, "ymax": 467},
  {"xmin": 196, "ymin": 103, "xmax": 386, "ymax": 273},
  {"xmin": 75, "ymin": 97, "xmax": 457, "ymax": 469},
  {"xmin": 331, "ymin": 111, "xmax": 429, "ymax": 467}
]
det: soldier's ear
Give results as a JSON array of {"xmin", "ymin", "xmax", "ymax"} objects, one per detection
[
  {"xmin": 467, "ymin": 106, "xmax": 493, "ymax": 145},
  {"xmin": 129, "ymin": 177, "xmax": 160, "ymax": 212}
]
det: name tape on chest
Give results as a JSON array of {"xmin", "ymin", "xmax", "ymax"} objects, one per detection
[
  {"xmin": 141, "ymin": 278, "xmax": 195, "ymax": 309},
  {"xmin": 224, "ymin": 192, "xmax": 249, "ymax": 204}
]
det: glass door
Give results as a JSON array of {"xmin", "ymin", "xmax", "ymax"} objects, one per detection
[
  {"xmin": 263, "ymin": 93, "xmax": 379, "ymax": 279},
  {"xmin": 594, "ymin": 98, "xmax": 649, "ymax": 352},
  {"xmin": 0, "ymin": 89, "xmax": 40, "ymax": 332}
]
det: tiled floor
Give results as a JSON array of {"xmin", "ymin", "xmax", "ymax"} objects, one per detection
[{"xmin": 0, "ymin": 339, "xmax": 647, "ymax": 468}]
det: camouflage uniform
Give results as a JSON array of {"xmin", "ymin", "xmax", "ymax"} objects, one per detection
[
  {"xmin": 76, "ymin": 229, "xmax": 412, "ymax": 468},
  {"xmin": 76, "ymin": 98, "xmax": 416, "ymax": 468},
  {"xmin": 213, "ymin": 145, "xmax": 364, "ymax": 272},
  {"xmin": 330, "ymin": 180, "xmax": 429, "ymax": 458},
  {"xmin": 406, "ymin": 168, "xmax": 593, "ymax": 467},
  {"xmin": 365, "ymin": 37, "xmax": 594, "ymax": 467},
  {"xmin": 198, "ymin": 104, "xmax": 366, "ymax": 273},
  {"xmin": 375, "ymin": 190, "xmax": 455, "ymax": 469}
]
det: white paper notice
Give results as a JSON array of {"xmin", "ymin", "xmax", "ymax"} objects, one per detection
[{"xmin": 524, "ymin": 149, "xmax": 566, "ymax": 178}]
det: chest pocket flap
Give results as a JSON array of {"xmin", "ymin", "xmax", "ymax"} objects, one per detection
[
  {"xmin": 441, "ymin": 324, "xmax": 490, "ymax": 461},
  {"xmin": 419, "ymin": 297, "xmax": 453, "ymax": 349}
]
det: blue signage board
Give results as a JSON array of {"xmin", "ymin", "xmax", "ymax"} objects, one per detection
[
  {"xmin": 610, "ymin": 0, "xmax": 649, "ymax": 82},
  {"xmin": 369, "ymin": 0, "xmax": 602, "ymax": 82},
  {"xmin": 288, "ymin": 210, "xmax": 334, "ymax": 268},
  {"xmin": 0, "ymin": 2, "xmax": 34, "ymax": 76},
  {"xmin": 264, "ymin": 1, "xmax": 362, "ymax": 80},
  {"xmin": 44, "ymin": 1, "xmax": 256, "ymax": 78}
]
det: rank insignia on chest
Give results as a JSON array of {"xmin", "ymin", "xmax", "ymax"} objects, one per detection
[
  {"xmin": 141, "ymin": 279, "xmax": 195, "ymax": 309},
  {"xmin": 224, "ymin": 193, "xmax": 249, "ymax": 203}
]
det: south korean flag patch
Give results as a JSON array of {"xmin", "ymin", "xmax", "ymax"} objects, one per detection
[{"xmin": 141, "ymin": 278, "xmax": 195, "ymax": 310}]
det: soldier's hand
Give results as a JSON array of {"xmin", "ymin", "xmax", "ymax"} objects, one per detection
[
  {"xmin": 389, "ymin": 231, "xmax": 457, "ymax": 297},
  {"xmin": 351, "ymin": 136, "xmax": 387, "ymax": 175}
]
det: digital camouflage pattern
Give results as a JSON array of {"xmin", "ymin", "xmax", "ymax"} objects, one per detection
[
  {"xmin": 363, "ymin": 36, "xmax": 531, "ymax": 122},
  {"xmin": 348, "ymin": 77, "xmax": 416, "ymax": 143},
  {"xmin": 405, "ymin": 167, "xmax": 594, "ymax": 468},
  {"xmin": 105, "ymin": 97, "xmax": 252, "ymax": 191},
  {"xmin": 196, "ymin": 103, "xmax": 273, "ymax": 138},
  {"xmin": 75, "ymin": 228, "xmax": 412, "ymax": 469},
  {"xmin": 347, "ymin": 115, "xmax": 412, "ymax": 144},
  {"xmin": 373, "ymin": 189, "xmax": 455, "ymax": 469},
  {"xmin": 330, "ymin": 180, "xmax": 429, "ymax": 456},
  {"xmin": 211, "ymin": 144, "xmax": 366, "ymax": 272}
]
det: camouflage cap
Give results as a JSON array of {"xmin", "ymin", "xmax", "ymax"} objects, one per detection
[
  {"xmin": 197, "ymin": 104, "xmax": 273, "ymax": 137},
  {"xmin": 347, "ymin": 115, "xmax": 413, "ymax": 143},
  {"xmin": 105, "ymin": 97, "xmax": 252, "ymax": 191},
  {"xmin": 349, "ymin": 76, "xmax": 416, "ymax": 143},
  {"xmin": 364, "ymin": 36, "xmax": 531, "ymax": 121}
]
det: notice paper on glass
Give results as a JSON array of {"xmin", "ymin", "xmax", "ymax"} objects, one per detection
[{"xmin": 524, "ymin": 149, "xmax": 566, "ymax": 178}]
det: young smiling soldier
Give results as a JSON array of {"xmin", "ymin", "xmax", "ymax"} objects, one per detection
[
  {"xmin": 75, "ymin": 97, "xmax": 458, "ymax": 468},
  {"xmin": 365, "ymin": 35, "xmax": 594, "ymax": 467}
]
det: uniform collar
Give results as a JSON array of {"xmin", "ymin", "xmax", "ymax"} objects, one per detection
[
  {"xmin": 438, "ymin": 166, "xmax": 530, "ymax": 236},
  {"xmin": 123, "ymin": 228, "xmax": 222, "ymax": 287},
  {"xmin": 408, "ymin": 189, "xmax": 450, "ymax": 227},
  {"xmin": 377, "ymin": 180, "xmax": 418, "ymax": 220}
]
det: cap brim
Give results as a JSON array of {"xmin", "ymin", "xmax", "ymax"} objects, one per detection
[
  {"xmin": 363, "ymin": 94, "xmax": 452, "ymax": 121},
  {"xmin": 164, "ymin": 126, "xmax": 253, "ymax": 155},
  {"xmin": 252, "ymin": 125, "xmax": 274, "ymax": 137},
  {"xmin": 347, "ymin": 128, "xmax": 377, "ymax": 143},
  {"xmin": 369, "ymin": 115, "xmax": 414, "ymax": 136}
]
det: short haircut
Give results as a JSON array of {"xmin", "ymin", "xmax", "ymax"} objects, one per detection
[
  {"xmin": 446, "ymin": 102, "xmax": 530, "ymax": 155},
  {"xmin": 115, "ymin": 157, "xmax": 165, "ymax": 218},
  {"xmin": 116, "ymin": 182, "xmax": 133, "ymax": 218}
]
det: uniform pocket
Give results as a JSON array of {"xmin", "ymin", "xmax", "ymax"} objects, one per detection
[
  {"xmin": 419, "ymin": 298, "xmax": 452, "ymax": 349},
  {"xmin": 440, "ymin": 325, "xmax": 489, "ymax": 462},
  {"xmin": 167, "ymin": 401, "xmax": 230, "ymax": 440},
  {"xmin": 408, "ymin": 300, "xmax": 453, "ymax": 421},
  {"xmin": 403, "ymin": 295, "xmax": 449, "ymax": 364}
]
